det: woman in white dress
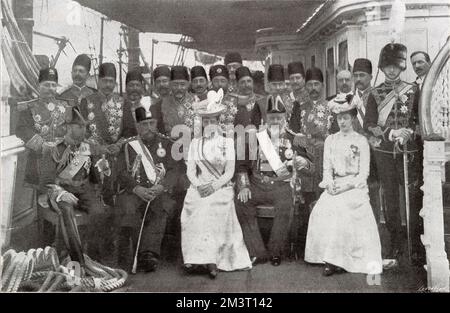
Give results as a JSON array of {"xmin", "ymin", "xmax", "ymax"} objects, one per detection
[
  {"xmin": 304, "ymin": 99, "xmax": 382, "ymax": 276},
  {"xmin": 181, "ymin": 90, "xmax": 252, "ymax": 279}
]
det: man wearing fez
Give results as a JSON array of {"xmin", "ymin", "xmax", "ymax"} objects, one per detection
[
  {"xmin": 152, "ymin": 65, "xmax": 172, "ymax": 99},
  {"xmin": 226, "ymin": 66, "xmax": 265, "ymax": 129},
  {"xmin": 80, "ymin": 62, "xmax": 136, "ymax": 206},
  {"xmin": 147, "ymin": 66, "xmax": 172, "ymax": 135},
  {"xmin": 190, "ymin": 65, "xmax": 209, "ymax": 101},
  {"xmin": 410, "ymin": 51, "xmax": 431, "ymax": 89},
  {"xmin": 209, "ymin": 64, "xmax": 230, "ymax": 92},
  {"xmin": 364, "ymin": 43, "xmax": 423, "ymax": 265},
  {"xmin": 16, "ymin": 67, "xmax": 72, "ymax": 187},
  {"xmin": 159, "ymin": 65, "xmax": 197, "ymax": 136},
  {"xmin": 59, "ymin": 54, "xmax": 96, "ymax": 106},
  {"xmin": 225, "ymin": 51, "xmax": 243, "ymax": 93},
  {"xmin": 235, "ymin": 96, "xmax": 313, "ymax": 266},
  {"xmin": 288, "ymin": 61, "xmax": 309, "ymax": 105},
  {"xmin": 115, "ymin": 106, "xmax": 178, "ymax": 272},
  {"xmin": 287, "ymin": 67, "xmax": 333, "ymax": 251},
  {"xmin": 124, "ymin": 68, "xmax": 151, "ymax": 126},
  {"xmin": 267, "ymin": 64, "xmax": 295, "ymax": 121},
  {"xmin": 39, "ymin": 107, "xmax": 106, "ymax": 264}
]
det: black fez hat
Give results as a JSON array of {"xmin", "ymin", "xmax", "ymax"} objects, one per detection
[
  {"xmin": 99, "ymin": 62, "xmax": 116, "ymax": 79},
  {"xmin": 171, "ymin": 66, "xmax": 190, "ymax": 81},
  {"xmin": 266, "ymin": 95, "xmax": 286, "ymax": 114},
  {"xmin": 66, "ymin": 107, "xmax": 86, "ymax": 125},
  {"xmin": 135, "ymin": 106, "xmax": 155, "ymax": 123},
  {"xmin": 267, "ymin": 64, "xmax": 285, "ymax": 82},
  {"xmin": 153, "ymin": 66, "xmax": 171, "ymax": 80},
  {"xmin": 287, "ymin": 62, "xmax": 305, "ymax": 77},
  {"xmin": 305, "ymin": 67, "xmax": 324, "ymax": 83},
  {"xmin": 378, "ymin": 43, "xmax": 407, "ymax": 70},
  {"xmin": 190, "ymin": 66, "xmax": 207, "ymax": 80},
  {"xmin": 39, "ymin": 67, "xmax": 58, "ymax": 83},
  {"xmin": 126, "ymin": 68, "xmax": 144, "ymax": 85},
  {"xmin": 224, "ymin": 52, "xmax": 242, "ymax": 65},
  {"xmin": 72, "ymin": 54, "xmax": 91, "ymax": 71},
  {"xmin": 209, "ymin": 65, "xmax": 229, "ymax": 80},
  {"xmin": 235, "ymin": 66, "xmax": 252, "ymax": 82},
  {"xmin": 353, "ymin": 58, "xmax": 372, "ymax": 75}
]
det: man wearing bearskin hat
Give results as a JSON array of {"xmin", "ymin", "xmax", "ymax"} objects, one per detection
[
  {"xmin": 235, "ymin": 94, "xmax": 313, "ymax": 266},
  {"xmin": 16, "ymin": 67, "xmax": 72, "ymax": 188},
  {"xmin": 59, "ymin": 54, "xmax": 96, "ymax": 106},
  {"xmin": 364, "ymin": 43, "xmax": 424, "ymax": 266}
]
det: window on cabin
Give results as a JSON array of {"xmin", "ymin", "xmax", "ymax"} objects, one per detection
[
  {"xmin": 338, "ymin": 40, "xmax": 349, "ymax": 71},
  {"xmin": 326, "ymin": 47, "xmax": 334, "ymax": 97}
]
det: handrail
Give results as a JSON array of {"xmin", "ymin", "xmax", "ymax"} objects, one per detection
[{"xmin": 419, "ymin": 37, "xmax": 450, "ymax": 140}]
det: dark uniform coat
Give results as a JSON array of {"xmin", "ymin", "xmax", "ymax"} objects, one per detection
[
  {"xmin": 235, "ymin": 129, "xmax": 313, "ymax": 259},
  {"xmin": 58, "ymin": 84, "xmax": 96, "ymax": 107},
  {"xmin": 364, "ymin": 79, "xmax": 423, "ymax": 256},
  {"xmin": 115, "ymin": 135, "xmax": 178, "ymax": 256},
  {"xmin": 16, "ymin": 98, "xmax": 71, "ymax": 186}
]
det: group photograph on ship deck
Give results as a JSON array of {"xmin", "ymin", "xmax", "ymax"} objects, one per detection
[{"xmin": 1, "ymin": 0, "xmax": 450, "ymax": 294}]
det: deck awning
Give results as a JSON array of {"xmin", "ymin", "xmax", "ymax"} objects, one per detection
[{"xmin": 75, "ymin": 0, "xmax": 325, "ymax": 60}]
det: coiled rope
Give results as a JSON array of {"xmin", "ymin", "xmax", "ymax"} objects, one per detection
[{"xmin": 1, "ymin": 247, "xmax": 127, "ymax": 292}]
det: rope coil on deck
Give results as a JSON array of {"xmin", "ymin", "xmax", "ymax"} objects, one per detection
[{"xmin": 1, "ymin": 247, "xmax": 127, "ymax": 292}]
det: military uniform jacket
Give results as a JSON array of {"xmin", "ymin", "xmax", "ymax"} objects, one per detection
[
  {"xmin": 161, "ymin": 93, "xmax": 197, "ymax": 136},
  {"xmin": 39, "ymin": 139, "xmax": 98, "ymax": 195},
  {"xmin": 286, "ymin": 98, "xmax": 332, "ymax": 192},
  {"xmin": 287, "ymin": 98, "xmax": 333, "ymax": 142},
  {"xmin": 225, "ymin": 93, "xmax": 265, "ymax": 129},
  {"xmin": 117, "ymin": 136, "xmax": 178, "ymax": 194},
  {"xmin": 79, "ymin": 92, "xmax": 136, "ymax": 147},
  {"xmin": 16, "ymin": 98, "xmax": 71, "ymax": 186},
  {"xmin": 59, "ymin": 84, "xmax": 96, "ymax": 107},
  {"xmin": 236, "ymin": 130, "xmax": 312, "ymax": 189},
  {"xmin": 364, "ymin": 80, "xmax": 421, "ymax": 154}
]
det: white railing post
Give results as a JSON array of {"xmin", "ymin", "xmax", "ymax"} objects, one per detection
[{"xmin": 421, "ymin": 139, "xmax": 449, "ymax": 292}]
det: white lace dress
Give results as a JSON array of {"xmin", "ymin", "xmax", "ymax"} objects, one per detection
[{"xmin": 305, "ymin": 131, "xmax": 382, "ymax": 274}]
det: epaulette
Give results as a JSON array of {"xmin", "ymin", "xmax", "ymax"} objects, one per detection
[{"xmin": 17, "ymin": 98, "xmax": 38, "ymax": 111}]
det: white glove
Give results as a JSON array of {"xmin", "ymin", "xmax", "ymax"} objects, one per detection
[{"xmin": 56, "ymin": 191, "xmax": 79, "ymax": 206}]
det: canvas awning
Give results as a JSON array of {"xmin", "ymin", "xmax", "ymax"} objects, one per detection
[{"xmin": 75, "ymin": 0, "xmax": 325, "ymax": 60}]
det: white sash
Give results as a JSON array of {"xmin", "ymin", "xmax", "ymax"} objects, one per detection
[
  {"xmin": 256, "ymin": 129, "xmax": 287, "ymax": 177},
  {"xmin": 128, "ymin": 139, "xmax": 157, "ymax": 183},
  {"xmin": 58, "ymin": 142, "xmax": 91, "ymax": 180}
]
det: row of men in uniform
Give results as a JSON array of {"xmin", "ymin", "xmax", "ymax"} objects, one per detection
[{"xmin": 15, "ymin": 45, "xmax": 431, "ymax": 272}]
